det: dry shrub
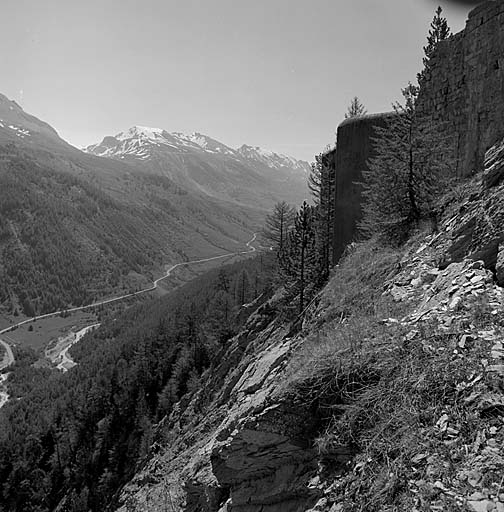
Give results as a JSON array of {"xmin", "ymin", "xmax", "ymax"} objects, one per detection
[
  {"xmin": 285, "ymin": 311, "xmax": 487, "ymax": 510},
  {"xmin": 310, "ymin": 325, "xmax": 486, "ymax": 511}
]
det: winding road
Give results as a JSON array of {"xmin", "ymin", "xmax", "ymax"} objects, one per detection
[{"xmin": 0, "ymin": 233, "xmax": 258, "ymax": 372}]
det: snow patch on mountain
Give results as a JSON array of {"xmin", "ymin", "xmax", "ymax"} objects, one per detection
[
  {"xmin": 85, "ymin": 125, "xmax": 310, "ymax": 175},
  {"xmin": 0, "ymin": 93, "xmax": 59, "ymax": 139},
  {"xmin": 5, "ymin": 122, "xmax": 31, "ymax": 138},
  {"xmin": 237, "ymin": 144, "xmax": 310, "ymax": 173}
]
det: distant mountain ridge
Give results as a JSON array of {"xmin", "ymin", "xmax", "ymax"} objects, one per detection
[
  {"xmin": 0, "ymin": 92, "xmax": 61, "ymax": 142},
  {"xmin": 236, "ymin": 143, "xmax": 309, "ymax": 173},
  {"xmin": 85, "ymin": 125, "xmax": 309, "ymax": 172},
  {"xmin": 85, "ymin": 125, "xmax": 310, "ymax": 209}
]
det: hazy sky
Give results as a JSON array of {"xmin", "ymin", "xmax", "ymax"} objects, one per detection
[{"xmin": 1, "ymin": 0, "xmax": 483, "ymax": 161}]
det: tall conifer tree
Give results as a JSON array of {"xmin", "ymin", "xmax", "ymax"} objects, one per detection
[
  {"xmin": 278, "ymin": 201, "xmax": 317, "ymax": 313},
  {"xmin": 262, "ymin": 201, "xmax": 296, "ymax": 252},
  {"xmin": 345, "ymin": 97, "xmax": 367, "ymax": 119},
  {"xmin": 360, "ymin": 83, "xmax": 454, "ymax": 241},
  {"xmin": 418, "ymin": 6, "xmax": 451, "ymax": 85},
  {"xmin": 309, "ymin": 153, "xmax": 335, "ymax": 283}
]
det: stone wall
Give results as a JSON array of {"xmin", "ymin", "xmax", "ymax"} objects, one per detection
[
  {"xmin": 327, "ymin": 113, "xmax": 394, "ymax": 263},
  {"xmin": 417, "ymin": 0, "xmax": 504, "ymax": 175}
]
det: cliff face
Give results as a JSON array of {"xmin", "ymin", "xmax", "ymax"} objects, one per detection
[
  {"xmin": 115, "ymin": 293, "xmax": 330, "ymax": 512},
  {"xmin": 417, "ymin": 0, "xmax": 504, "ymax": 175}
]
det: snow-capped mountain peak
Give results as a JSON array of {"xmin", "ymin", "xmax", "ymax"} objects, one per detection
[
  {"xmin": 84, "ymin": 126, "xmax": 310, "ymax": 177},
  {"xmin": 85, "ymin": 127, "xmax": 240, "ymax": 159},
  {"xmin": 116, "ymin": 125, "xmax": 166, "ymax": 141},
  {"xmin": 83, "ymin": 125, "xmax": 310, "ymax": 205}
]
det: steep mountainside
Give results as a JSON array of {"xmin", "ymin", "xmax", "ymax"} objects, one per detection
[
  {"xmin": 0, "ymin": 93, "xmax": 302, "ymax": 315},
  {"xmin": 0, "ymin": 144, "xmax": 255, "ymax": 315},
  {"xmin": 85, "ymin": 126, "xmax": 310, "ymax": 209},
  {"xmin": 113, "ymin": 138, "xmax": 504, "ymax": 511},
  {"xmin": 0, "ymin": 92, "xmax": 61, "ymax": 144}
]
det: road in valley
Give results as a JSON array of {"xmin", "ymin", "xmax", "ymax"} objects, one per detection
[
  {"xmin": 0, "ymin": 337, "xmax": 14, "ymax": 371},
  {"xmin": 0, "ymin": 338, "xmax": 14, "ymax": 408},
  {"xmin": 52, "ymin": 324, "xmax": 101, "ymax": 372},
  {"xmin": 0, "ymin": 233, "xmax": 258, "ymax": 373}
]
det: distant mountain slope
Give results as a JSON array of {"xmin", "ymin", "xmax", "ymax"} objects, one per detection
[
  {"xmin": 1, "ymin": 94, "xmax": 305, "ymax": 316},
  {"xmin": 0, "ymin": 143, "xmax": 258, "ymax": 316},
  {"xmin": 85, "ymin": 126, "xmax": 310, "ymax": 208},
  {"xmin": 237, "ymin": 143, "xmax": 310, "ymax": 173},
  {"xmin": 0, "ymin": 92, "xmax": 59, "ymax": 141}
]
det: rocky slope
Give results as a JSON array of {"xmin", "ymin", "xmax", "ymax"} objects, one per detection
[{"xmin": 114, "ymin": 138, "xmax": 504, "ymax": 511}]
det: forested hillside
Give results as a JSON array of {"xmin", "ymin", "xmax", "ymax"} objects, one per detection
[
  {"xmin": 0, "ymin": 252, "xmax": 276, "ymax": 511},
  {"xmin": 0, "ymin": 144, "xmax": 259, "ymax": 316}
]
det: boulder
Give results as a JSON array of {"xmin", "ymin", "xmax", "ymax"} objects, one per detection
[{"xmin": 483, "ymin": 163, "xmax": 504, "ymax": 189}]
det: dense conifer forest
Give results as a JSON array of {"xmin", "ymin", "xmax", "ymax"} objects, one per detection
[
  {"xmin": 0, "ymin": 145, "xmax": 164, "ymax": 316},
  {"xmin": 0, "ymin": 253, "xmax": 275, "ymax": 512}
]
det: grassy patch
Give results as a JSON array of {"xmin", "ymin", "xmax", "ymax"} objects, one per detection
[
  {"xmin": 319, "ymin": 239, "xmax": 403, "ymax": 322},
  {"xmin": 6, "ymin": 310, "xmax": 97, "ymax": 352}
]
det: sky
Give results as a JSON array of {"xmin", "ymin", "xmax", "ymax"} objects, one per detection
[{"xmin": 0, "ymin": 0, "xmax": 484, "ymax": 162}]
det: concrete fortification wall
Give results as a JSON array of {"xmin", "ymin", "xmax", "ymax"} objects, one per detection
[{"xmin": 328, "ymin": 113, "xmax": 394, "ymax": 263}]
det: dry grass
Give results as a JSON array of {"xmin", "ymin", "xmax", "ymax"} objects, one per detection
[
  {"xmin": 286, "ymin": 316, "xmax": 489, "ymax": 511},
  {"xmin": 320, "ymin": 239, "xmax": 403, "ymax": 322}
]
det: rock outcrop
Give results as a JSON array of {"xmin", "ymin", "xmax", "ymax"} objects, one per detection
[
  {"xmin": 496, "ymin": 244, "xmax": 504, "ymax": 286},
  {"xmin": 115, "ymin": 295, "xmax": 331, "ymax": 512}
]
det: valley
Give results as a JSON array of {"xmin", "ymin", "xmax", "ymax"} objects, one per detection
[
  {"xmin": 0, "ymin": 93, "xmax": 308, "ymax": 321},
  {"xmin": 0, "ymin": 232, "xmax": 259, "ymax": 386}
]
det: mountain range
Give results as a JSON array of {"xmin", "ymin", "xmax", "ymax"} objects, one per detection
[
  {"xmin": 84, "ymin": 125, "xmax": 310, "ymax": 209},
  {"xmin": 0, "ymin": 92, "xmax": 309, "ymax": 316}
]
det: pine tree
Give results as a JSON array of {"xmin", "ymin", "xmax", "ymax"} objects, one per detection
[
  {"xmin": 216, "ymin": 269, "xmax": 230, "ymax": 293},
  {"xmin": 262, "ymin": 201, "xmax": 296, "ymax": 252},
  {"xmin": 360, "ymin": 83, "xmax": 454, "ymax": 241},
  {"xmin": 309, "ymin": 153, "xmax": 335, "ymax": 283},
  {"xmin": 418, "ymin": 6, "xmax": 451, "ymax": 85},
  {"xmin": 345, "ymin": 97, "xmax": 367, "ymax": 119},
  {"xmin": 235, "ymin": 269, "xmax": 250, "ymax": 305},
  {"xmin": 278, "ymin": 201, "xmax": 317, "ymax": 313}
]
